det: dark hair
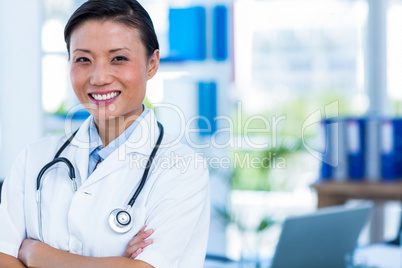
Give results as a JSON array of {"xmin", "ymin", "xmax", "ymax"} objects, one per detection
[{"xmin": 64, "ymin": 0, "xmax": 159, "ymax": 58}]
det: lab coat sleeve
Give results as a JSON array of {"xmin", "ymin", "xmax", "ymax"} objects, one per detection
[
  {"xmin": 136, "ymin": 152, "xmax": 210, "ymax": 268},
  {"xmin": 0, "ymin": 149, "xmax": 27, "ymax": 258}
]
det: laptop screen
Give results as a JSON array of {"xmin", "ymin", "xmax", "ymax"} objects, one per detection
[{"xmin": 270, "ymin": 205, "xmax": 372, "ymax": 268}]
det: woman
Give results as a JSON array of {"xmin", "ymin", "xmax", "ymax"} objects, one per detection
[{"xmin": 0, "ymin": 0, "xmax": 210, "ymax": 267}]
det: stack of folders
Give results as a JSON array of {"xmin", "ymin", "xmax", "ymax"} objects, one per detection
[{"xmin": 320, "ymin": 117, "xmax": 402, "ymax": 182}]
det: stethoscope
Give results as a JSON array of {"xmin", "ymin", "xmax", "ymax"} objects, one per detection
[{"xmin": 36, "ymin": 122, "xmax": 164, "ymax": 242}]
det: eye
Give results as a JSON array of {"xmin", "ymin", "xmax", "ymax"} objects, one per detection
[
  {"xmin": 75, "ymin": 57, "xmax": 90, "ymax": 63},
  {"xmin": 112, "ymin": 56, "xmax": 128, "ymax": 62}
]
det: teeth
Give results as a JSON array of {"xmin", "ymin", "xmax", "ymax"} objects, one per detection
[{"xmin": 91, "ymin": 92, "xmax": 120, "ymax": 101}]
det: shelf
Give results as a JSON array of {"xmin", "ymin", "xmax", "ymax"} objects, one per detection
[{"xmin": 313, "ymin": 181, "xmax": 402, "ymax": 203}]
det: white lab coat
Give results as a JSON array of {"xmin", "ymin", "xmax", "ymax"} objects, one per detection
[{"xmin": 0, "ymin": 110, "xmax": 210, "ymax": 268}]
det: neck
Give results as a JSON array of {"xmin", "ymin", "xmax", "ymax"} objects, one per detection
[{"xmin": 94, "ymin": 113, "xmax": 142, "ymax": 147}]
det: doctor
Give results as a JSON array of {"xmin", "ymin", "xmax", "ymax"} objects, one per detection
[{"xmin": 0, "ymin": 0, "xmax": 210, "ymax": 267}]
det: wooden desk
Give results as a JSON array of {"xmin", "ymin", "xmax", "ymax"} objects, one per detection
[{"xmin": 312, "ymin": 181, "xmax": 402, "ymax": 243}]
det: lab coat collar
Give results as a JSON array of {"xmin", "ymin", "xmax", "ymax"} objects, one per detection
[
  {"xmin": 68, "ymin": 110, "xmax": 161, "ymax": 189},
  {"xmin": 68, "ymin": 116, "xmax": 92, "ymax": 185},
  {"xmin": 69, "ymin": 109, "xmax": 160, "ymax": 156},
  {"xmin": 66, "ymin": 110, "xmax": 160, "ymax": 184},
  {"xmin": 117, "ymin": 109, "xmax": 161, "ymax": 157},
  {"xmin": 70, "ymin": 115, "xmax": 92, "ymax": 149}
]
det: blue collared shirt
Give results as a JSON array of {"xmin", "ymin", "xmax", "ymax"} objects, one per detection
[{"xmin": 87, "ymin": 106, "xmax": 149, "ymax": 177}]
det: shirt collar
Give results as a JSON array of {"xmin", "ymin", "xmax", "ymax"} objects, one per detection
[
  {"xmin": 88, "ymin": 107, "xmax": 150, "ymax": 159},
  {"xmin": 71, "ymin": 107, "xmax": 159, "ymax": 156}
]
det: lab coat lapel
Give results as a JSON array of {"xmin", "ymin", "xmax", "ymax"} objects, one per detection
[
  {"xmin": 84, "ymin": 151, "xmax": 128, "ymax": 187},
  {"xmin": 69, "ymin": 116, "xmax": 92, "ymax": 185},
  {"xmin": 122, "ymin": 110, "xmax": 159, "ymax": 156},
  {"xmin": 79, "ymin": 110, "xmax": 160, "ymax": 188}
]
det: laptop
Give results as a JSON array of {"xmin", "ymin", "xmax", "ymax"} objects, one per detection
[
  {"xmin": 269, "ymin": 204, "xmax": 372, "ymax": 268},
  {"xmin": 204, "ymin": 204, "xmax": 371, "ymax": 268}
]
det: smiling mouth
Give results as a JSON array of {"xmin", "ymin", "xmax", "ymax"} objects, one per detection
[{"xmin": 89, "ymin": 91, "xmax": 121, "ymax": 101}]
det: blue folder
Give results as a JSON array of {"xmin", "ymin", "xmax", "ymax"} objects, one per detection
[
  {"xmin": 198, "ymin": 82, "xmax": 217, "ymax": 136},
  {"xmin": 380, "ymin": 119, "xmax": 395, "ymax": 180},
  {"xmin": 213, "ymin": 5, "xmax": 228, "ymax": 61},
  {"xmin": 320, "ymin": 119, "xmax": 334, "ymax": 180},
  {"xmin": 167, "ymin": 7, "xmax": 206, "ymax": 61},
  {"xmin": 346, "ymin": 118, "xmax": 365, "ymax": 180}
]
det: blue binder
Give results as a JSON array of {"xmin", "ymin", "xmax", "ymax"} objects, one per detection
[
  {"xmin": 364, "ymin": 117, "xmax": 381, "ymax": 182},
  {"xmin": 394, "ymin": 119, "xmax": 402, "ymax": 178},
  {"xmin": 346, "ymin": 118, "xmax": 365, "ymax": 180},
  {"xmin": 167, "ymin": 7, "xmax": 206, "ymax": 61},
  {"xmin": 213, "ymin": 5, "xmax": 228, "ymax": 61},
  {"xmin": 381, "ymin": 118, "xmax": 395, "ymax": 180},
  {"xmin": 198, "ymin": 82, "xmax": 217, "ymax": 136},
  {"xmin": 320, "ymin": 119, "xmax": 334, "ymax": 180},
  {"xmin": 332, "ymin": 118, "xmax": 348, "ymax": 182}
]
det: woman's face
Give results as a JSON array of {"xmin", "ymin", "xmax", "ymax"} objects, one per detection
[{"xmin": 69, "ymin": 20, "xmax": 159, "ymax": 122}]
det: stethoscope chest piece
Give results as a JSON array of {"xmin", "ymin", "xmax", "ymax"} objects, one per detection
[{"xmin": 108, "ymin": 208, "xmax": 133, "ymax": 233}]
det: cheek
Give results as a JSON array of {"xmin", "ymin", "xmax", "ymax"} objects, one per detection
[
  {"xmin": 121, "ymin": 69, "xmax": 147, "ymax": 91},
  {"xmin": 123, "ymin": 61, "xmax": 149, "ymax": 83},
  {"xmin": 70, "ymin": 67, "xmax": 86, "ymax": 94}
]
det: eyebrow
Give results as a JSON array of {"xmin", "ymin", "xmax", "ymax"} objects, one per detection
[
  {"xmin": 73, "ymin": 48, "xmax": 91, "ymax": 53},
  {"xmin": 72, "ymin": 47, "xmax": 131, "ymax": 53},
  {"xmin": 109, "ymin": 47, "xmax": 131, "ymax": 53}
]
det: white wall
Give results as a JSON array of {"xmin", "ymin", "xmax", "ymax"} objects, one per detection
[{"xmin": 0, "ymin": 0, "xmax": 43, "ymax": 178}]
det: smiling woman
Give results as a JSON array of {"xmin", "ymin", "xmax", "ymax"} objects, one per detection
[
  {"xmin": 0, "ymin": 1, "xmax": 210, "ymax": 268},
  {"xmin": 69, "ymin": 20, "xmax": 159, "ymax": 142}
]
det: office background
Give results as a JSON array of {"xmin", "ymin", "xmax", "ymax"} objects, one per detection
[{"xmin": 1, "ymin": 0, "xmax": 402, "ymax": 263}]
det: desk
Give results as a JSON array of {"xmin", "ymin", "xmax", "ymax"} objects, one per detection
[
  {"xmin": 313, "ymin": 181, "xmax": 402, "ymax": 243},
  {"xmin": 354, "ymin": 244, "xmax": 401, "ymax": 268},
  {"xmin": 204, "ymin": 244, "xmax": 402, "ymax": 268}
]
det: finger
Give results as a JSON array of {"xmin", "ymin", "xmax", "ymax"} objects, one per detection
[
  {"xmin": 128, "ymin": 239, "xmax": 153, "ymax": 253},
  {"xmin": 130, "ymin": 248, "xmax": 142, "ymax": 259},
  {"xmin": 123, "ymin": 249, "xmax": 131, "ymax": 258},
  {"xmin": 136, "ymin": 225, "xmax": 146, "ymax": 236},
  {"xmin": 137, "ymin": 228, "xmax": 153, "ymax": 240},
  {"xmin": 124, "ymin": 229, "xmax": 150, "ymax": 257},
  {"xmin": 124, "ymin": 239, "xmax": 153, "ymax": 258},
  {"xmin": 127, "ymin": 228, "xmax": 153, "ymax": 247},
  {"xmin": 124, "ymin": 238, "xmax": 144, "ymax": 258}
]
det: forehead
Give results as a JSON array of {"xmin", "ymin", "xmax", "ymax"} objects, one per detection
[{"xmin": 70, "ymin": 19, "xmax": 143, "ymax": 51}]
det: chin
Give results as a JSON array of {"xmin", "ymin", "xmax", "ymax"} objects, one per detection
[{"xmin": 90, "ymin": 111, "xmax": 119, "ymax": 121}]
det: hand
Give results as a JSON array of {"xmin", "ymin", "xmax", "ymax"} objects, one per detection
[
  {"xmin": 123, "ymin": 225, "xmax": 153, "ymax": 259},
  {"xmin": 18, "ymin": 238, "xmax": 41, "ymax": 267}
]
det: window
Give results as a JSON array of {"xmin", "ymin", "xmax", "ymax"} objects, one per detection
[
  {"xmin": 41, "ymin": 0, "xmax": 77, "ymax": 134},
  {"xmin": 388, "ymin": 0, "xmax": 402, "ymax": 112},
  {"xmin": 233, "ymin": 0, "xmax": 368, "ymax": 192}
]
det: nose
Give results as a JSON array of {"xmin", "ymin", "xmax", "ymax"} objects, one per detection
[{"xmin": 90, "ymin": 62, "xmax": 112, "ymax": 86}]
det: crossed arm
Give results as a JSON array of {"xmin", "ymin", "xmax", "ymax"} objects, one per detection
[{"xmin": 0, "ymin": 226, "xmax": 153, "ymax": 268}]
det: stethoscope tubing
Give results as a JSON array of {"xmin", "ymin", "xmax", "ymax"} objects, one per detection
[
  {"xmin": 128, "ymin": 121, "xmax": 163, "ymax": 207},
  {"xmin": 36, "ymin": 157, "xmax": 76, "ymax": 191}
]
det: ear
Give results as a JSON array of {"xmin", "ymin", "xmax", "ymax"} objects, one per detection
[{"xmin": 147, "ymin": 49, "xmax": 160, "ymax": 80}]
